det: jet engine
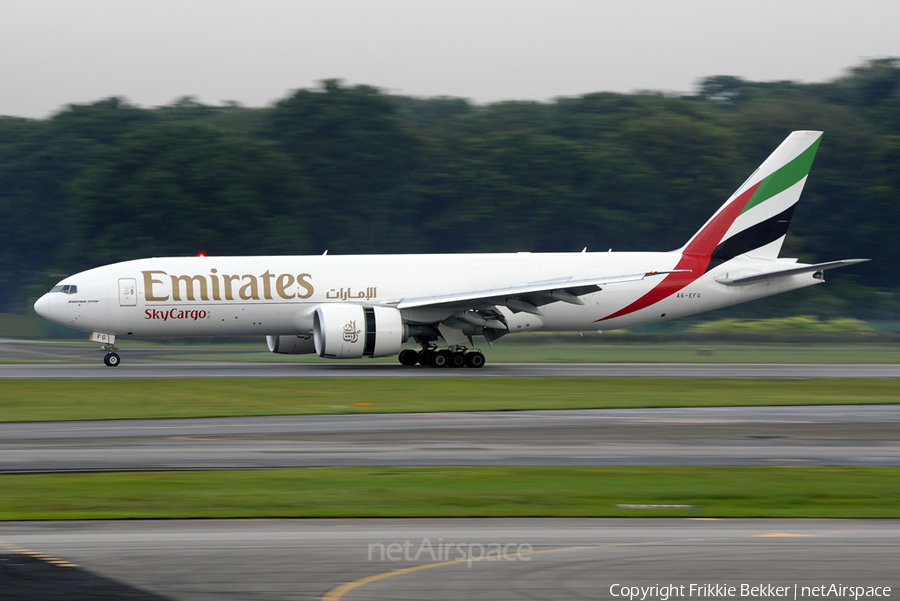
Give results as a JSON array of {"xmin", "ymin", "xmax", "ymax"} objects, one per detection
[
  {"xmin": 313, "ymin": 305, "xmax": 405, "ymax": 359},
  {"xmin": 266, "ymin": 334, "xmax": 316, "ymax": 355}
]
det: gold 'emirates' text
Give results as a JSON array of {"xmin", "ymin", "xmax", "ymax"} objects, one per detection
[{"xmin": 142, "ymin": 270, "xmax": 314, "ymax": 302}]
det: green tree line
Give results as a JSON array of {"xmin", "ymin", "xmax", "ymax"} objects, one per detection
[{"xmin": 1, "ymin": 60, "xmax": 899, "ymax": 318}]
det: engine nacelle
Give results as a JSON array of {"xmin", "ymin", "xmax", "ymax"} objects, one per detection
[
  {"xmin": 313, "ymin": 304, "xmax": 405, "ymax": 359},
  {"xmin": 267, "ymin": 334, "xmax": 316, "ymax": 355}
]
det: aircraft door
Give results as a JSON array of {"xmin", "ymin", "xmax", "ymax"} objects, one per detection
[{"xmin": 118, "ymin": 278, "xmax": 137, "ymax": 306}]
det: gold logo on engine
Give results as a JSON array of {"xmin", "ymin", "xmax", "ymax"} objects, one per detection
[{"xmin": 343, "ymin": 320, "xmax": 361, "ymax": 343}]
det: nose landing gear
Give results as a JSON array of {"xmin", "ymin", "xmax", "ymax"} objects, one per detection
[{"xmin": 91, "ymin": 332, "xmax": 122, "ymax": 367}]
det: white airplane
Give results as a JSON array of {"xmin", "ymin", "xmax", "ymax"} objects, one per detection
[{"xmin": 34, "ymin": 130, "xmax": 866, "ymax": 368}]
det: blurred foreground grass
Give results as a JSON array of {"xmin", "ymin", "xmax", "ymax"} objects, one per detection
[
  {"xmin": 2, "ymin": 378, "xmax": 899, "ymax": 422},
  {"xmin": 1, "ymin": 467, "xmax": 898, "ymax": 520}
]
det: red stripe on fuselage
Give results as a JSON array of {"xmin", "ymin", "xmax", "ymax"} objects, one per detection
[{"xmin": 596, "ymin": 182, "xmax": 759, "ymax": 322}]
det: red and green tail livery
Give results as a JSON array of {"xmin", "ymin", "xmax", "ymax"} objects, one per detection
[{"xmin": 599, "ymin": 132, "xmax": 855, "ymax": 324}]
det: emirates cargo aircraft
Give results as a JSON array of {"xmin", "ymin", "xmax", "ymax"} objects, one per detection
[{"xmin": 34, "ymin": 131, "xmax": 866, "ymax": 368}]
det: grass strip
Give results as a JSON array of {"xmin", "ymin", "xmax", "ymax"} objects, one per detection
[
  {"xmin": 1, "ymin": 467, "xmax": 898, "ymax": 520},
  {"xmin": 1, "ymin": 378, "xmax": 899, "ymax": 423}
]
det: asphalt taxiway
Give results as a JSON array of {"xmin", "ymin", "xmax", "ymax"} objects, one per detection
[
  {"xmin": 3, "ymin": 337, "xmax": 899, "ymax": 378},
  {"xmin": 3, "ymin": 341, "xmax": 898, "ymax": 600},
  {"xmin": 2, "ymin": 519, "xmax": 898, "ymax": 600},
  {"xmin": 3, "ymin": 405, "xmax": 899, "ymax": 472}
]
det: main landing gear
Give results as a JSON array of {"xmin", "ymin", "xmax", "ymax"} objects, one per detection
[{"xmin": 398, "ymin": 346, "xmax": 486, "ymax": 368}]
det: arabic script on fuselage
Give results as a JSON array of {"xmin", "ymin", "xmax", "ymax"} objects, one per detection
[{"xmin": 325, "ymin": 287, "xmax": 378, "ymax": 301}]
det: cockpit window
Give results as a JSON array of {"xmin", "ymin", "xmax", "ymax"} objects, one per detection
[{"xmin": 50, "ymin": 285, "xmax": 77, "ymax": 294}]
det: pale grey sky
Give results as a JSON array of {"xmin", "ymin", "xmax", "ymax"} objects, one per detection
[{"xmin": 1, "ymin": 0, "xmax": 898, "ymax": 118}]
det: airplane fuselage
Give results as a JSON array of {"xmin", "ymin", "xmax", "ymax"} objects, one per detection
[
  {"xmin": 33, "ymin": 131, "xmax": 866, "ymax": 367},
  {"xmin": 35, "ymin": 251, "xmax": 821, "ymax": 340}
]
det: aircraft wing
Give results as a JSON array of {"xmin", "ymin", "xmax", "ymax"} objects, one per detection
[
  {"xmin": 715, "ymin": 259, "xmax": 869, "ymax": 286},
  {"xmin": 389, "ymin": 270, "xmax": 687, "ymax": 315}
]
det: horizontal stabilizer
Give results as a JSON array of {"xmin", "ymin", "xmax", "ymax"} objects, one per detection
[{"xmin": 715, "ymin": 259, "xmax": 869, "ymax": 286}]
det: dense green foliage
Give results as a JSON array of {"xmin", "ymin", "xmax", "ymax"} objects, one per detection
[{"xmin": 2, "ymin": 60, "xmax": 898, "ymax": 315}]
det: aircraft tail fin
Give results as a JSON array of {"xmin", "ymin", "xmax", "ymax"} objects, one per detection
[{"xmin": 678, "ymin": 130, "xmax": 823, "ymax": 264}]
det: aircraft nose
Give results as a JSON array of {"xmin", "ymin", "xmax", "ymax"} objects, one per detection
[{"xmin": 34, "ymin": 294, "xmax": 51, "ymax": 319}]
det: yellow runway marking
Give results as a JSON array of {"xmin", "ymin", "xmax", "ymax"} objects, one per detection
[
  {"xmin": 0, "ymin": 540, "xmax": 79, "ymax": 567},
  {"xmin": 321, "ymin": 540, "xmax": 668, "ymax": 601},
  {"xmin": 322, "ymin": 528, "xmax": 853, "ymax": 600}
]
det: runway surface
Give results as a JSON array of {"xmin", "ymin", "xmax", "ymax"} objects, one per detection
[
  {"xmin": 3, "ymin": 405, "xmax": 899, "ymax": 471},
  {"xmin": 1, "ymin": 518, "xmax": 898, "ymax": 600},
  {"xmin": 3, "ymin": 343, "xmax": 897, "ymax": 599},
  {"xmin": 3, "ymin": 338, "xmax": 900, "ymax": 378},
  {"xmin": 4, "ymin": 361, "xmax": 900, "ymax": 379}
]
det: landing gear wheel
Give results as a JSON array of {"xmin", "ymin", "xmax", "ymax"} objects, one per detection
[
  {"xmin": 428, "ymin": 349, "xmax": 450, "ymax": 368},
  {"xmin": 398, "ymin": 349, "xmax": 419, "ymax": 366},
  {"xmin": 449, "ymin": 351, "xmax": 467, "ymax": 368},
  {"xmin": 417, "ymin": 349, "xmax": 433, "ymax": 366},
  {"xmin": 465, "ymin": 351, "xmax": 485, "ymax": 368},
  {"xmin": 103, "ymin": 352, "xmax": 121, "ymax": 367}
]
